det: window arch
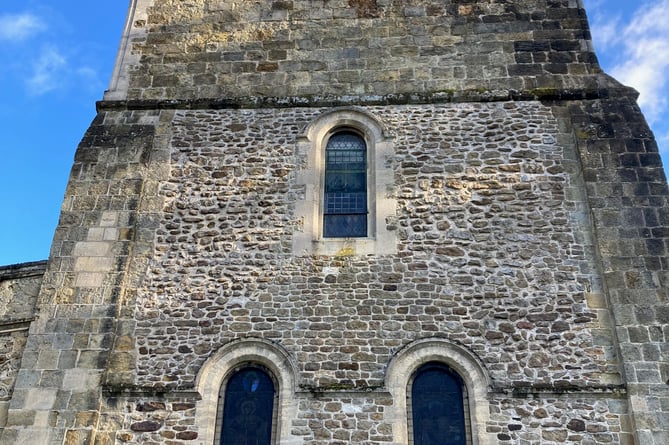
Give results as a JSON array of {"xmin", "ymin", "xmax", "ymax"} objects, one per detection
[
  {"xmin": 408, "ymin": 362, "xmax": 470, "ymax": 445},
  {"xmin": 216, "ymin": 365, "xmax": 277, "ymax": 445},
  {"xmin": 385, "ymin": 338, "xmax": 492, "ymax": 445},
  {"xmin": 323, "ymin": 129, "xmax": 368, "ymax": 238},
  {"xmin": 194, "ymin": 338, "xmax": 299, "ymax": 445},
  {"xmin": 294, "ymin": 107, "xmax": 397, "ymax": 256}
]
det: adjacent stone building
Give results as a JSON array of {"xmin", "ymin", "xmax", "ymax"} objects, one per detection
[{"xmin": 1, "ymin": 1, "xmax": 668, "ymax": 444}]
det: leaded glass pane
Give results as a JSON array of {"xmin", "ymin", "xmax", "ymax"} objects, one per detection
[
  {"xmin": 220, "ymin": 368, "xmax": 275, "ymax": 445},
  {"xmin": 411, "ymin": 363, "xmax": 466, "ymax": 445},
  {"xmin": 325, "ymin": 191, "xmax": 367, "ymax": 214},
  {"xmin": 324, "ymin": 131, "xmax": 367, "ymax": 238},
  {"xmin": 323, "ymin": 214, "xmax": 367, "ymax": 237}
]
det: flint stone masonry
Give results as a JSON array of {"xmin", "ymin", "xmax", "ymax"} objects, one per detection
[
  {"xmin": 129, "ymin": 102, "xmax": 617, "ymax": 392},
  {"xmin": 1, "ymin": 0, "xmax": 669, "ymax": 444}
]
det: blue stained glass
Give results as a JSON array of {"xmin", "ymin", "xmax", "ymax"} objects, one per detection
[
  {"xmin": 411, "ymin": 363, "xmax": 467, "ymax": 445},
  {"xmin": 324, "ymin": 131, "xmax": 367, "ymax": 237},
  {"xmin": 323, "ymin": 214, "xmax": 367, "ymax": 237},
  {"xmin": 220, "ymin": 368, "xmax": 275, "ymax": 445}
]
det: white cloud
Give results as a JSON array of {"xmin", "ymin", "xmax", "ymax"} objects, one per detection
[
  {"xmin": 588, "ymin": 14, "xmax": 622, "ymax": 51},
  {"xmin": 26, "ymin": 46, "xmax": 67, "ymax": 95},
  {"xmin": 0, "ymin": 13, "xmax": 45, "ymax": 42},
  {"xmin": 608, "ymin": 1, "xmax": 669, "ymax": 125},
  {"xmin": 0, "ymin": 11, "xmax": 101, "ymax": 97}
]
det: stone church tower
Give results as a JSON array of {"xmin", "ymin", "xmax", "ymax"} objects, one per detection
[{"xmin": 1, "ymin": 0, "xmax": 668, "ymax": 444}]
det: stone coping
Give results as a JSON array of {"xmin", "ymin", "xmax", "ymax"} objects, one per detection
[
  {"xmin": 0, "ymin": 260, "xmax": 47, "ymax": 281},
  {"xmin": 0, "ymin": 318, "xmax": 34, "ymax": 334},
  {"xmin": 99, "ymin": 384, "xmax": 627, "ymax": 398},
  {"xmin": 96, "ymin": 85, "xmax": 638, "ymax": 112}
]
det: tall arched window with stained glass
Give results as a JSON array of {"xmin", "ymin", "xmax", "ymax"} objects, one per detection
[
  {"xmin": 217, "ymin": 366, "xmax": 277, "ymax": 445},
  {"xmin": 323, "ymin": 130, "xmax": 368, "ymax": 238},
  {"xmin": 408, "ymin": 362, "xmax": 471, "ymax": 445}
]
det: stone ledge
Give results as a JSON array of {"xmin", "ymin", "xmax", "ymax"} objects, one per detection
[
  {"xmin": 101, "ymin": 388, "xmax": 203, "ymax": 400},
  {"xmin": 499, "ymin": 383, "xmax": 628, "ymax": 398},
  {"xmin": 0, "ymin": 261, "xmax": 47, "ymax": 281},
  {"xmin": 0, "ymin": 318, "xmax": 34, "ymax": 334},
  {"xmin": 96, "ymin": 85, "xmax": 638, "ymax": 112},
  {"xmin": 99, "ymin": 384, "xmax": 628, "ymax": 400}
]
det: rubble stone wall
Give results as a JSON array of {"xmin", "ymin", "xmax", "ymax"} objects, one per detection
[
  {"xmin": 133, "ymin": 102, "xmax": 617, "ymax": 390},
  {"xmin": 86, "ymin": 101, "xmax": 634, "ymax": 444}
]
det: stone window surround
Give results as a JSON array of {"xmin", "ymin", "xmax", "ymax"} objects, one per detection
[
  {"xmin": 293, "ymin": 107, "xmax": 397, "ymax": 256},
  {"xmin": 195, "ymin": 338, "xmax": 300, "ymax": 445},
  {"xmin": 385, "ymin": 338, "xmax": 492, "ymax": 445}
]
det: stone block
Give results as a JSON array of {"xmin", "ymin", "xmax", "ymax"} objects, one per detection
[
  {"xmin": 64, "ymin": 429, "xmax": 92, "ymax": 445},
  {"xmin": 6, "ymin": 409, "xmax": 36, "ymax": 426},
  {"xmin": 73, "ymin": 242, "xmax": 112, "ymax": 257},
  {"xmin": 74, "ymin": 257, "xmax": 114, "ymax": 273},
  {"xmin": 77, "ymin": 351, "xmax": 107, "ymax": 369},
  {"xmin": 24, "ymin": 389, "xmax": 57, "ymax": 410},
  {"xmin": 69, "ymin": 390, "xmax": 99, "ymax": 411},
  {"xmin": 0, "ymin": 401, "xmax": 8, "ymax": 429},
  {"xmin": 13, "ymin": 370, "xmax": 41, "ymax": 390},
  {"xmin": 63, "ymin": 369, "xmax": 101, "ymax": 392}
]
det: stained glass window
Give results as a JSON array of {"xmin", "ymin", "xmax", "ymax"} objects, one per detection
[
  {"xmin": 323, "ymin": 131, "xmax": 368, "ymax": 237},
  {"xmin": 219, "ymin": 367, "xmax": 276, "ymax": 445},
  {"xmin": 410, "ymin": 363, "xmax": 468, "ymax": 445}
]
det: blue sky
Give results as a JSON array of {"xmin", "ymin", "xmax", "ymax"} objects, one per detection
[{"xmin": 0, "ymin": 1, "xmax": 668, "ymax": 265}]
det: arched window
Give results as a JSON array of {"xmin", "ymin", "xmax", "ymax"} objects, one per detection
[
  {"xmin": 408, "ymin": 362, "xmax": 470, "ymax": 445},
  {"xmin": 293, "ymin": 108, "xmax": 397, "ymax": 255},
  {"xmin": 216, "ymin": 366, "xmax": 277, "ymax": 445},
  {"xmin": 323, "ymin": 130, "xmax": 368, "ymax": 238}
]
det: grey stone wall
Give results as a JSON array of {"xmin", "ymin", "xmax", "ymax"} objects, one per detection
[
  {"xmin": 130, "ymin": 102, "xmax": 617, "ymax": 391},
  {"xmin": 97, "ymin": 393, "xmax": 629, "ymax": 445},
  {"xmin": 0, "ymin": 112, "xmax": 165, "ymax": 445},
  {"xmin": 86, "ymin": 100, "xmax": 631, "ymax": 445},
  {"xmin": 557, "ymin": 95, "xmax": 669, "ymax": 445},
  {"xmin": 109, "ymin": 0, "xmax": 601, "ymax": 102}
]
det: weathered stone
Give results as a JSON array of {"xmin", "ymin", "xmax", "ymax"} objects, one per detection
[
  {"xmin": 130, "ymin": 421, "xmax": 161, "ymax": 432},
  {"xmin": 175, "ymin": 431, "xmax": 197, "ymax": 440},
  {"xmin": 136, "ymin": 402, "xmax": 165, "ymax": 412},
  {"xmin": 567, "ymin": 418, "xmax": 586, "ymax": 432}
]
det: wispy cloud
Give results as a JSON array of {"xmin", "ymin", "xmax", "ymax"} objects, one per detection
[
  {"xmin": 588, "ymin": 14, "xmax": 622, "ymax": 52},
  {"xmin": 612, "ymin": 0, "xmax": 669, "ymax": 124},
  {"xmin": 0, "ymin": 13, "xmax": 45, "ymax": 42},
  {"xmin": 26, "ymin": 46, "xmax": 67, "ymax": 95},
  {"xmin": 0, "ymin": 10, "xmax": 102, "ymax": 97},
  {"xmin": 590, "ymin": 1, "xmax": 669, "ymax": 125}
]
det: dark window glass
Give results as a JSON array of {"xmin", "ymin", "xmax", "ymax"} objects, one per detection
[
  {"xmin": 220, "ymin": 367, "xmax": 275, "ymax": 445},
  {"xmin": 411, "ymin": 363, "xmax": 467, "ymax": 445},
  {"xmin": 324, "ymin": 131, "xmax": 367, "ymax": 237}
]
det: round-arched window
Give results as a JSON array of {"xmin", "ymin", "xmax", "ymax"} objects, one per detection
[
  {"xmin": 409, "ymin": 362, "xmax": 469, "ymax": 445},
  {"xmin": 323, "ymin": 130, "xmax": 368, "ymax": 238},
  {"xmin": 218, "ymin": 366, "xmax": 276, "ymax": 445}
]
